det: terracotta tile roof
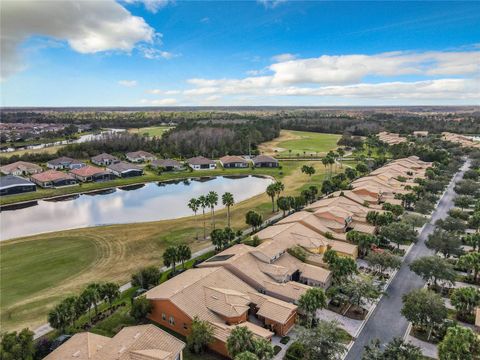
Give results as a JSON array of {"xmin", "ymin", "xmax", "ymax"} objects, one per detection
[
  {"xmin": 43, "ymin": 332, "xmax": 110, "ymax": 360},
  {"xmin": 126, "ymin": 151, "xmax": 156, "ymax": 159},
  {"xmin": 70, "ymin": 165, "xmax": 107, "ymax": 177},
  {"xmin": 219, "ymin": 155, "xmax": 248, "ymax": 164},
  {"xmin": 187, "ymin": 156, "xmax": 215, "ymax": 165},
  {"xmin": 151, "ymin": 159, "xmax": 182, "ymax": 168},
  {"xmin": 91, "ymin": 153, "xmax": 118, "ymax": 162},
  {"xmin": 31, "ymin": 170, "xmax": 75, "ymax": 182},
  {"xmin": 0, "ymin": 161, "xmax": 42, "ymax": 174},
  {"xmin": 92, "ymin": 324, "xmax": 185, "ymax": 360},
  {"xmin": 252, "ymin": 155, "xmax": 278, "ymax": 163}
]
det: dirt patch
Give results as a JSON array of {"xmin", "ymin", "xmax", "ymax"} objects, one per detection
[{"xmin": 258, "ymin": 130, "xmax": 302, "ymax": 156}]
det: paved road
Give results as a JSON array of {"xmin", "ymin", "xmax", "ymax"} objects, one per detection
[{"xmin": 345, "ymin": 159, "xmax": 471, "ymax": 359}]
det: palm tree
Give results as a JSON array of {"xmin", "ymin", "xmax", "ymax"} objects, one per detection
[
  {"xmin": 177, "ymin": 244, "xmax": 191, "ymax": 269},
  {"xmin": 206, "ymin": 191, "xmax": 218, "ymax": 230},
  {"xmin": 163, "ymin": 246, "xmax": 179, "ymax": 273},
  {"xmin": 321, "ymin": 157, "xmax": 329, "ymax": 177},
  {"xmin": 226, "ymin": 326, "xmax": 256, "ymax": 358},
  {"xmin": 188, "ymin": 198, "xmax": 201, "ymax": 240},
  {"xmin": 337, "ymin": 148, "xmax": 345, "ymax": 168},
  {"xmin": 101, "ymin": 282, "xmax": 120, "ymax": 306},
  {"xmin": 274, "ymin": 181, "xmax": 284, "ymax": 204},
  {"xmin": 266, "ymin": 184, "xmax": 277, "ymax": 213},
  {"xmin": 81, "ymin": 284, "xmax": 101, "ymax": 318},
  {"xmin": 222, "ymin": 192, "xmax": 235, "ymax": 227},
  {"xmin": 198, "ymin": 195, "xmax": 207, "ymax": 239}
]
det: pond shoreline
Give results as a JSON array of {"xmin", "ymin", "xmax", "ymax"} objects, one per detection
[{"xmin": 1, "ymin": 175, "xmax": 275, "ymax": 241}]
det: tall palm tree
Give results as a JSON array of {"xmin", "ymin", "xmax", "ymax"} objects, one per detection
[
  {"xmin": 163, "ymin": 246, "xmax": 179, "ymax": 273},
  {"xmin": 84, "ymin": 283, "xmax": 102, "ymax": 315},
  {"xmin": 188, "ymin": 198, "xmax": 201, "ymax": 240},
  {"xmin": 266, "ymin": 184, "xmax": 277, "ymax": 213},
  {"xmin": 222, "ymin": 192, "xmax": 235, "ymax": 227},
  {"xmin": 206, "ymin": 191, "xmax": 218, "ymax": 230},
  {"xmin": 101, "ymin": 282, "xmax": 120, "ymax": 306},
  {"xmin": 198, "ymin": 195, "xmax": 207, "ymax": 240},
  {"xmin": 177, "ymin": 244, "xmax": 192, "ymax": 269},
  {"xmin": 274, "ymin": 181, "xmax": 284, "ymax": 204}
]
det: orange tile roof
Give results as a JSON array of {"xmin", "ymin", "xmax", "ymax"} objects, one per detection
[{"xmin": 31, "ymin": 170, "xmax": 74, "ymax": 182}]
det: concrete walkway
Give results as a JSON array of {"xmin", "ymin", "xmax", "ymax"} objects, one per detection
[
  {"xmin": 33, "ymin": 209, "xmax": 286, "ymax": 339},
  {"xmin": 345, "ymin": 159, "xmax": 470, "ymax": 359}
]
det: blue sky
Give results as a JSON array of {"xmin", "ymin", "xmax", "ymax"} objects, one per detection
[{"xmin": 1, "ymin": 0, "xmax": 479, "ymax": 106}]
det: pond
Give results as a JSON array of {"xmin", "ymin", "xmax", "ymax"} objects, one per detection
[{"xmin": 0, "ymin": 175, "xmax": 273, "ymax": 241}]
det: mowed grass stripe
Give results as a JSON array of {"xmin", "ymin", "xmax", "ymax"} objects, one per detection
[
  {"xmin": 0, "ymin": 236, "xmax": 98, "ymax": 308},
  {"xmin": 278, "ymin": 131, "xmax": 341, "ymax": 155}
]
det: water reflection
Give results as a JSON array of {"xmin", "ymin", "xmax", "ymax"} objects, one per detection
[{"xmin": 0, "ymin": 175, "xmax": 273, "ymax": 241}]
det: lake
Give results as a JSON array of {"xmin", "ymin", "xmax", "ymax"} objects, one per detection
[{"xmin": 0, "ymin": 175, "xmax": 273, "ymax": 241}]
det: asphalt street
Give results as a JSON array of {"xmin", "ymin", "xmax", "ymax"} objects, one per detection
[{"xmin": 345, "ymin": 159, "xmax": 471, "ymax": 359}]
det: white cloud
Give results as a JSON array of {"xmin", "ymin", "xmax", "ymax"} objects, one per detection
[
  {"xmin": 200, "ymin": 17, "xmax": 210, "ymax": 24},
  {"xmin": 123, "ymin": 0, "xmax": 172, "ymax": 13},
  {"xmin": 140, "ymin": 98, "xmax": 178, "ymax": 105},
  {"xmin": 257, "ymin": 0, "xmax": 287, "ymax": 9},
  {"xmin": 1, "ymin": 0, "xmax": 155, "ymax": 80},
  {"xmin": 268, "ymin": 51, "xmax": 480, "ymax": 85},
  {"xmin": 140, "ymin": 46, "xmax": 177, "ymax": 60},
  {"xmin": 271, "ymin": 53, "xmax": 297, "ymax": 62},
  {"xmin": 147, "ymin": 89, "xmax": 180, "ymax": 95},
  {"xmin": 175, "ymin": 49, "xmax": 480, "ymax": 103},
  {"xmin": 118, "ymin": 80, "xmax": 138, "ymax": 87}
]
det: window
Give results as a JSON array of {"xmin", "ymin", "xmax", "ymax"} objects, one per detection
[
  {"xmin": 183, "ymin": 323, "xmax": 188, "ymax": 330},
  {"xmin": 169, "ymin": 316, "xmax": 175, "ymax": 325},
  {"xmin": 162, "ymin": 313, "xmax": 166, "ymax": 321}
]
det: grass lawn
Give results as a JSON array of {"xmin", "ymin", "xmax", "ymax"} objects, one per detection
[
  {"xmin": 259, "ymin": 130, "xmax": 340, "ymax": 157},
  {"xmin": 128, "ymin": 126, "xmax": 174, "ymax": 137},
  {"xmin": 0, "ymin": 160, "xmax": 334, "ymax": 332}
]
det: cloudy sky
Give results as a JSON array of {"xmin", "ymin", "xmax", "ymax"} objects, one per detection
[{"xmin": 1, "ymin": 0, "xmax": 479, "ymax": 106}]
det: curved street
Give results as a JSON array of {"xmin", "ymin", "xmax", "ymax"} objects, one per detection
[{"xmin": 345, "ymin": 159, "xmax": 471, "ymax": 359}]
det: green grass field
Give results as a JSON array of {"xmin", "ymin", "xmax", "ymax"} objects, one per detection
[
  {"xmin": 278, "ymin": 131, "xmax": 341, "ymax": 156},
  {"xmin": 128, "ymin": 126, "xmax": 174, "ymax": 137},
  {"xmin": 1, "ymin": 160, "xmax": 330, "ymax": 331}
]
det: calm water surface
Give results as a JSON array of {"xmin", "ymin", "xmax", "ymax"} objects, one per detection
[{"xmin": 0, "ymin": 175, "xmax": 273, "ymax": 241}]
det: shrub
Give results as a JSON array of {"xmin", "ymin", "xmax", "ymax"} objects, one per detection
[
  {"xmin": 280, "ymin": 336, "xmax": 291, "ymax": 345},
  {"xmin": 273, "ymin": 345, "xmax": 282, "ymax": 355}
]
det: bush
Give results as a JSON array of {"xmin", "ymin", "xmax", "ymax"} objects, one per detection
[
  {"xmin": 130, "ymin": 297, "xmax": 152, "ymax": 321},
  {"xmin": 280, "ymin": 336, "xmax": 290, "ymax": 345},
  {"xmin": 273, "ymin": 345, "xmax": 282, "ymax": 355},
  {"xmin": 284, "ymin": 342, "xmax": 305, "ymax": 360}
]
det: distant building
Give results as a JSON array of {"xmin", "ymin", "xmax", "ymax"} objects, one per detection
[
  {"xmin": 43, "ymin": 324, "xmax": 185, "ymax": 360},
  {"xmin": 186, "ymin": 156, "xmax": 216, "ymax": 170},
  {"xmin": 0, "ymin": 175, "xmax": 36, "ymax": 196},
  {"xmin": 47, "ymin": 156, "xmax": 85, "ymax": 170},
  {"xmin": 107, "ymin": 161, "xmax": 143, "ymax": 178},
  {"xmin": 70, "ymin": 165, "xmax": 112, "ymax": 182},
  {"xmin": 91, "ymin": 152, "xmax": 119, "ymax": 166},
  {"xmin": 219, "ymin": 155, "xmax": 249, "ymax": 168},
  {"xmin": 377, "ymin": 132, "xmax": 408, "ymax": 145},
  {"xmin": 413, "ymin": 131, "xmax": 429, "ymax": 137},
  {"xmin": 31, "ymin": 170, "xmax": 77, "ymax": 188},
  {"xmin": 252, "ymin": 155, "xmax": 279, "ymax": 168},
  {"xmin": 0, "ymin": 161, "xmax": 42, "ymax": 176},
  {"xmin": 151, "ymin": 159, "xmax": 184, "ymax": 171},
  {"xmin": 126, "ymin": 151, "xmax": 157, "ymax": 163}
]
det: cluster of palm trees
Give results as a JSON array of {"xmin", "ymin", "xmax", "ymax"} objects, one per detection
[
  {"xmin": 321, "ymin": 150, "xmax": 343, "ymax": 178},
  {"xmin": 48, "ymin": 282, "xmax": 120, "ymax": 332},
  {"xmin": 265, "ymin": 181, "xmax": 285, "ymax": 212},
  {"xmin": 163, "ymin": 244, "xmax": 192, "ymax": 274},
  {"xmin": 188, "ymin": 191, "xmax": 235, "ymax": 240}
]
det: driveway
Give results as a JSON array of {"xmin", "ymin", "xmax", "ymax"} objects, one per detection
[{"xmin": 345, "ymin": 159, "xmax": 470, "ymax": 359}]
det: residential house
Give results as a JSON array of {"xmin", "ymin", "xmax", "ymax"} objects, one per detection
[
  {"xmin": 91, "ymin": 152, "xmax": 119, "ymax": 166},
  {"xmin": 0, "ymin": 161, "xmax": 42, "ymax": 176},
  {"xmin": 31, "ymin": 170, "xmax": 77, "ymax": 188},
  {"xmin": 377, "ymin": 132, "xmax": 408, "ymax": 145},
  {"xmin": 146, "ymin": 267, "xmax": 296, "ymax": 358},
  {"xmin": 219, "ymin": 155, "xmax": 249, "ymax": 168},
  {"xmin": 107, "ymin": 162, "xmax": 143, "ymax": 178},
  {"xmin": 70, "ymin": 165, "xmax": 112, "ymax": 182},
  {"xmin": 198, "ymin": 243, "xmax": 331, "ymax": 300},
  {"xmin": 0, "ymin": 175, "xmax": 36, "ymax": 196},
  {"xmin": 151, "ymin": 159, "xmax": 184, "ymax": 171},
  {"xmin": 442, "ymin": 132, "xmax": 480, "ymax": 149},
  {"xmin": 187, "ymin": 156, "xmax": 216, "ymax": 170},
  {"xmin": 413, "ymin": 131, "xmax": 428, "ymax": 137},
  {"xmin": 126, "ymin": 151, "xmax": 157, "ymax": 163},
  {"xmin": 252, "ymin": 155, "xmax": 279, "ymax": 168},
  {"xmin": 43, "ymin": 324, "xmax": 185, "ymax": 360},
  {"xmin": 47, "ymin": 156, "xmax": 85, "ymax": 170}
]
